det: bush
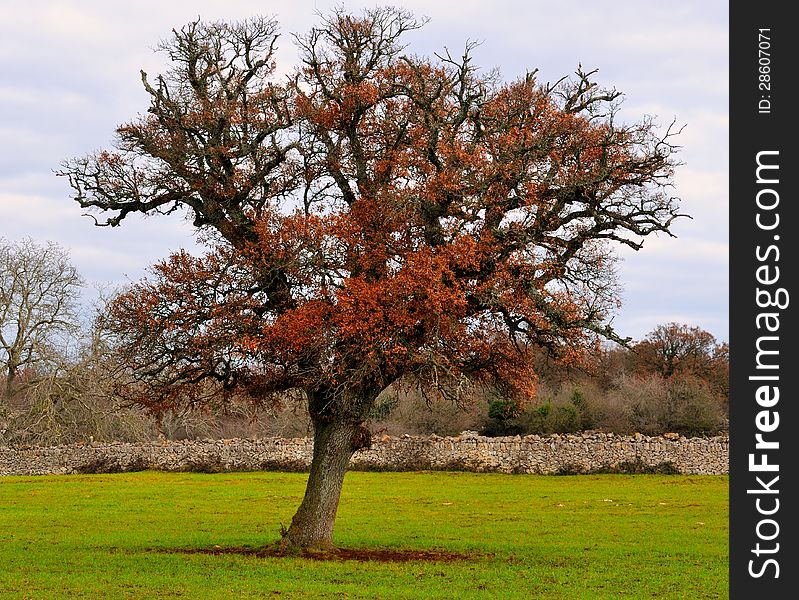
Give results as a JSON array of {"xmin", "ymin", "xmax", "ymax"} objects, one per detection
[
  {"xmin": 369, "ymin": 394, "xmax": 399, "ymax": 422},
  {"xmin": 487, "ymin": 399, "xmax": 520, "ymax": 421},
  {"xmin": 371, "ymin": 386, "xmax": 487, "ymax": 436},
  {"xmin": 482, "ymin": 398, "xmax": 524, "ymax": 436},
  {"xmin": 600, "ymin": 374, "xmax": 670, "ymax": 435},
  {"xmin": 588, "ymin": 373, "xmax": 726, "ymax": 436},
  {"xmin": 481, "ymin": 418, "xmax": 524, "ymax": 437},
  {"xmin": 665, "ymin": 376, "xmax": 725, "ymax": 435},
  {"xmin": 506, "ymin": 383, "xmax": 593, "ymax": 436}
]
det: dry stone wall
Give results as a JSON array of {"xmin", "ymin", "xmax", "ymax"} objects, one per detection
[{"xmin": 1, "ymin": 432, "xmax": 728, "ymax": 476}]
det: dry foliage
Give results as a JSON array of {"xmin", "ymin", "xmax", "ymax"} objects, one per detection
[{"xmin": 56, "ymin": 7, "xmax": 685, "ymax": 548}]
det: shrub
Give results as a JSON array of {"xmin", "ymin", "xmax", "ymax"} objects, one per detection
[
  {"xmin": 593, "ymin": 374, "xmax": 670, "ymax": 435},
  {"xmin": 588, "ymin": 373, "xmax": 726, "ymax": 435},
  {"xmin": 665, "ymin": 376, "xmax": 725, "ymax": 435},
  {"xmin": 487, "ymin": 399, "xmax": 520, "ymax": 421},
  {"xmin": 481, "ymin": 418, "xmax": 524, "ymax": 437},
  {"xmin": 372, "ymin": 386, "xmax": 486, "ymax": 436},
  {"xmin": 369, "ymin": 394, "xmax": 399, "ymax": 422},
  {"xmin": 504, "ymin": 383, "xmax": 593, "ymax": 436}
]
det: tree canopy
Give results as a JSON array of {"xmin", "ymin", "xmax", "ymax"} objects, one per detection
[{"xmin": 61, "ymin": 7, "xmax": 682, "ymax": 550}]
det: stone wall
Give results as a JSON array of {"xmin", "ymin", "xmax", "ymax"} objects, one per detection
[{"xmin": 0, "ymin": 432, "xmax": 728, "ymax": 477}]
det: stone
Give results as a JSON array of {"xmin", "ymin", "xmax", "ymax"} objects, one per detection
[{"xmin": 0, "ymin": 433, "xmax": 729, "ymax": 477}]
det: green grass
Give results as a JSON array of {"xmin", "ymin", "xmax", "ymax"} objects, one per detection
[{"xmin": 0, "ymin": 471, "xmax": 727, "ymax": 598}]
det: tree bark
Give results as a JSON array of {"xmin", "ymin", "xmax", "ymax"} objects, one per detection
[
  {"xmin": 4, "ymin": 364, "xmax": 17, "ymax": 400},
  {"xmin": 281, "ymin": 417, "xmax": 371, "ymax": 551}
]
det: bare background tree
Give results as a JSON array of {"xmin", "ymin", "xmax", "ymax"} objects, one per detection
[{"xmin": 0, "ymin": 238, "xmax": 83, "ymax": 400}]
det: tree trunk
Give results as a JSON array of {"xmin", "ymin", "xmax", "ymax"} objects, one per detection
[
  {"xmin": 281, "ymin": 417, "xmax": 371, "ymax": 551},
  {"xmin": 4, "ymin": 364, "xmax": 16, "ymax": 400}
]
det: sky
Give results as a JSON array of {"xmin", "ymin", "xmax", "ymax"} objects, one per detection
[{"xmin": 0, "ymin": 0, "xmax": 728, "ymax": 343}]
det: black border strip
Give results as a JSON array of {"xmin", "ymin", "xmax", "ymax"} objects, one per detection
[{"xmin": 730, "ymin": 2, "xmax": 796, "ymax": 597}]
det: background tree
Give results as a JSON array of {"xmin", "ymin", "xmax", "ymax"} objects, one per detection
[
  {"xmin": 630, "ymin": 322, "xmax": 728, "ymax": 406},
  {"xmin": 631, "ymin": 323, "xmax": 725, "ymax": 385},
  {"xmin": 60, "ymin": 7, "xmax": 682, "ymax": 550},
  {"xmin": 0, "ymin": 238, "xmax": 83, "ymax": 400},
  {"xmin": 632, "ymin": 322, "xmax": 715, "ymax": 377}
]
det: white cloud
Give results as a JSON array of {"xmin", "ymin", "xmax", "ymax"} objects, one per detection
[{"xmin": 0, "ymin": 192, "xmax": 79, "ymax": 230}]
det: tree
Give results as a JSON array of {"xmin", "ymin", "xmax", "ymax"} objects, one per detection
[
  {"xmin": 631, "ymin": 322, "xmax": 728, "ymax": 401},
  {"xmin": 633, "ymin": 323, "xmax": 721, "ymax": 377},
  {"xmin": 60, "ymin": 8, "xmax": 682, "ymax": 550},
  {"xmin": 0, "ymin": 238, "xmax": 83, "ymax": 400}
]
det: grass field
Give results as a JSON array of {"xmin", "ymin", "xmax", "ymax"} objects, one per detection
[{"xmin": 0, "ymin": 471, "xmax": 727, "ymax": 598}]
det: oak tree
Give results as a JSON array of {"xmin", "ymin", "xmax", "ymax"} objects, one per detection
[
  {"xmin": 61, "ymin": 8, "xmax": 682, "ymax": 550},
  {"xmin": 632, "ymin": 322, "xmax": 729, "ymax": 399}
]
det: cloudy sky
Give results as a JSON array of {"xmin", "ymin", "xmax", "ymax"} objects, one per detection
[{"xmin": 0, "ymin": 0, "xmax": 728, "ymax": 342}]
